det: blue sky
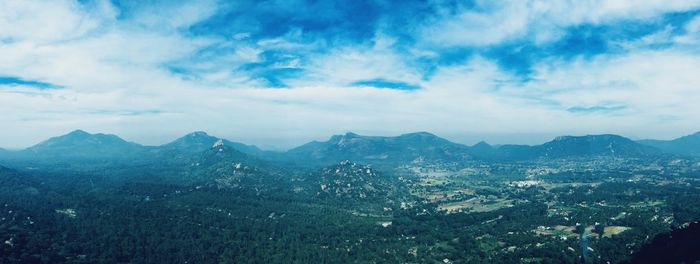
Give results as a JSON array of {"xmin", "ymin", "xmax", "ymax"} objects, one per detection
[{"xmin": 2, "ymin": 0, "xmax": 700, "ymax": 149}]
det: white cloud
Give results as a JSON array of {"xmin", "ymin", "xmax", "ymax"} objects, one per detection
[
  {"xmin": 499, "ymin": 49, "xmax": 700, "ymax": 138},
  {"xmin": 674, "ymin": 15, "xmax": 700, "ymax": 45},
  {"xmin": 420, "ymin": 0, "xmax": 700, "ymax": 47},
  {"xmin": 1, "ymin": 0, "xmax": 700, "ymax": 149},
  {"xmin": 0, "ymin": 0, "xmax": 112, "ymax": 43},
  {"xmin": 291, "ymin": 34, "xmax": 422, "ymax": 87},
  {"xmin": 422, "ymin": 1, "xmax": 530, "ymax": 46}
]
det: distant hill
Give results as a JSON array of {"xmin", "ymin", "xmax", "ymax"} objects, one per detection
[
  {"xmin": 21, "ymin": 130, "xmax": 146, "ymax": 161},
  {"xmin": 469, "ymin": 141, "xmax": 496, "ymax": 158},
  {"xmin": 159, "ymin": 131, "xmax": 266, "ymax": 157},
  {"xmin": 285, "ymin": 132, "xmax": 472, "ymax": 165},
  {"xmin": 0, "ymin": 130, "xmax": 270, "ymax": 166},
  {"xmin": 147, "ymin": 131, "xmax": 269, "ymax": 167},
  {"xmin": 284, "ymin": 133, "xmax": 661, "ymax": 164},
  {"xmin": 489, "ymin": 134, "xmax": 660, "ymax": 160},
  {"xmin": 538, "ymin": 134, "xmax": 660, "ymax": 158},
  {"xmin": 638, "ymin": 132, "xmax": 700, "ymax": 157}
]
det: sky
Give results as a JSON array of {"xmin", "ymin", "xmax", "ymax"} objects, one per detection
[{"xmin": 2, "ymin": 0, "xmax": 700, "ymax": 150}]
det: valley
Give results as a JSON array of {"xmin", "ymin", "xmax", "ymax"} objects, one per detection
[{"xmin": 1, "ymin": 130, "xmax": 699, "ymax": 263}]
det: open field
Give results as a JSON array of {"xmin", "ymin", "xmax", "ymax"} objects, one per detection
[
  {"xmin": 438, "ymin": 197, "xmax": 515, "ymax": 213},
  {"xmin": 534, "ymin": 225, "xmax": 631, "ymax": 238}
]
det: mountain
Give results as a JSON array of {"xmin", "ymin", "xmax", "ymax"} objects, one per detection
[
  {"xmin": 469, "ymin": 141, "xmax": 495, "ymax": 157},
  {"xmin": 285, "ymin": 132, "xmax": 472, "ymax": 166},
  {"xmin": 169, "ymin": 140, "xmax": 292, "ymax": 195},
  {"xmin": 159, "ymin": 131, "xmax": 266, "ymax": 157},
  {"xmin": 490, "ymin": 135, "xmax": 661, "ymax": 160},
  {"xmin": 284, "ymin": 133, "xmax": 660, "ymax": 164},
  {"xmin": 537, "ymin": 134, "xmax": 660, "ymax": 158},
  {"xmin": 8, "ymin": 130, "xmax": 266, "ymax": 162},
  {"xmin": 638, "ymin": 132, "xmax": 700, "ymax": 157},
  {"xmin": 21, "ymin": 130, "xmax": 146, "ymax": 160},
  {"xmin": 0, "ymin": 131, "xmax": 670, "ymax": 169}
]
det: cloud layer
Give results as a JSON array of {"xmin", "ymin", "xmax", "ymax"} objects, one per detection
[{"xmin": 1, "ymin": 0, "xmax": 700, "ymax": 149}]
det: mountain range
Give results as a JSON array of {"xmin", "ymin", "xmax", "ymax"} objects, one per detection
[
  {"xmin": 488, "ymin": 134, "xmax": 661, "ymax": 160},
  {"xmin": 637, "ymin": 132, "xmax": 700, "ymax": 157},
  {"xmin": 0, "ymin": 130, "xmax": 698, "ymax": 263},
  {"xmin": 0, "ymin": 130, "xmax": 699, "ymax": 168}
]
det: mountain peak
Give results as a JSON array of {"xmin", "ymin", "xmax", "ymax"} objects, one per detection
[
  {"xmin": 67, "ymin": 129, "xmax": 91, "ymax": 137},
  {"xmin": 25, "ymin": 129, "xmax": 141, "ymax": 159},
  {"xmin": 552, "ymin": 134, "xmax": 626, "ymax": 142},
  {"xmin": 344, "ymin": 132, "xmax": 360, "ymax": 137},
  {"xmin": 162, "ymin": 132, "xmax": 265, "ymax": 156},
  {"xmin": 473, "ymin": 141, "xmax": 492, "ymax": 148},
  {"xmin": 41, "ymin": 130, "xmax": 128, "ymax": 145},
  {"xmin": 166, "ymin": 132, "xmax": 217, "ymax": 149},
  {"xmin": 399, "ymin": 131, "xmax": 439, "ymax": 138},
  {"xmin": 186, "ymin": 131, "xmax": 211, "ymax": 138},
  {"xmin": 328, "ymin": 132, "xmax": 363, "ymax": 142},
  {"xmin": 553, "ymin": 135, "xmax": 570, "ymax": 141}
]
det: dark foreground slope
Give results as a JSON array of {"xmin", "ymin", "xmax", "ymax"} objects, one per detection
[{"xmin": 625, "ymin": 222, "xmax": 700, "ymax": 264}]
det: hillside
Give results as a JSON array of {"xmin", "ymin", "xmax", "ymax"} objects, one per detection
[
  {"xmin": 158, "ymin": 131, "xmax": 266, "ymax": 157},
  {"xmin": 626, "ymin": 222, "xmax": 700, "ymax": 264},
  {"xmin": 638, "ymin": 132, "xmax": 700, "ymax": 157},
  {"xmin": 490, "ymin": 134, "xmax": 660, "ymax": 160},
  {"xmin": 23, "ymin": 130, "xmax": 145, "ymax": 160},
  {"xmin": 285, "ymin": 132, "xmax": 472, "ymax": 166}
]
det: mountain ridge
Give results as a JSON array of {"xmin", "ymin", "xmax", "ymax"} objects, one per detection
[
  {"xmin": 285, "ymin": 131, "xmax": 472, "ymax": 165},
  {"xmin": 1, "ymin": 130, "xmax": 697, "ymax": 165},
  {"xmin": 637, "ymin": 132, "xmax": 700, "ymax": 157}
]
